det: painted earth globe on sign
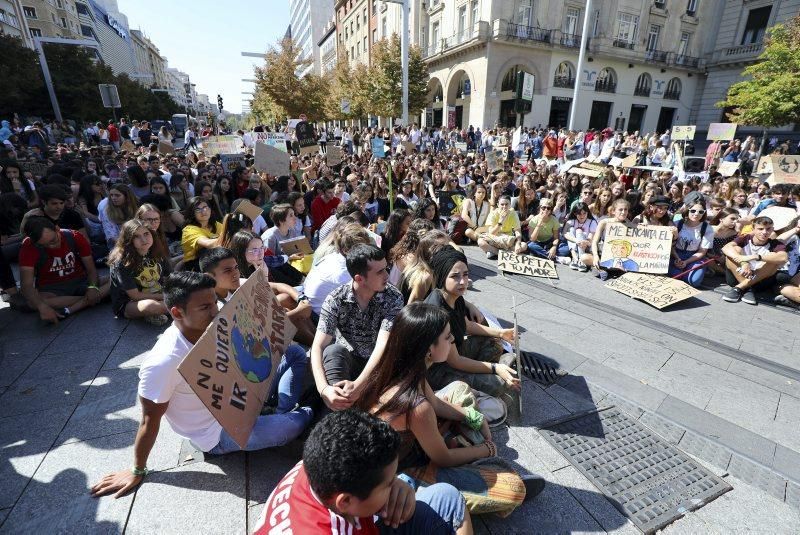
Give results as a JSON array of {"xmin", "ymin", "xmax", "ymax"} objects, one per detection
[{"xmin": 230, "ymin": 325, "xmax": 272, "ymax": 383}]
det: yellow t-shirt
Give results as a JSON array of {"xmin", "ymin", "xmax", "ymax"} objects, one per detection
[
  {"xmin": 181, "ymin": 222, "xmax": 223, "ymax": 261},
  {"xmin": 487, "ymin": 209, "xmax": 521, "ymax": 236}
]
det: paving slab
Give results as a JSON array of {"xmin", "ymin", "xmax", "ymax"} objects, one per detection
[
  {"xmin": 125, "ymin": 453, "xmax": 246, "ymax": 535},
  {"xmin": 571, "ymin": 359, "xmax": 668, "ymax": 412},
  {"xmin": 0, "ymin": 432, "xmax": 136, "ymax": 533},
  {"xmin": 726, "ymin": 359, "xmax": 800, "ymax": 398},
  {"xmin": 102, "ymin": 324, "xmax": 163, "ymax": 370},
  {"xmin": 246, "ymin": 442, "xmax": 304, "ymax": 508},
  {"xmin": 0, "ymin": 405, "xmax": 74, "ymax": 509}
]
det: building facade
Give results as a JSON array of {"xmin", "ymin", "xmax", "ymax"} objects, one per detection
[
  {"xmin": 289, "ymin": 0, "xmax": 334, "ymax": 76},
  {"xmin": 693, "ymin": 0, "xmax": 800, "ymax": 134},
  {"xmin": 335, "ymin": 0, "xmax": 374, "ymax": 67},
  {"xmin": 20, "ymin": 0, "xmax": 83, "ymax": 39},
  {"xmin": 1, "ymin": 0, "xmax": 33, "ymax": 47},
  {"xmin": 318, "ymin": 17, "xmax": 337, "ymax": 73},
  {"xmin": 165, "ymin": 67, "xmax": 187, "ymax": 109},
  {"xmin": 130, "ymin": 28, "xmax": 167, "ymax": 89}
]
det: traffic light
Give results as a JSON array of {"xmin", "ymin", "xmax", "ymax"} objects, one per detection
[{"xmin": 217, "ymin": 94, "xmax": 223, "ymax": 112}]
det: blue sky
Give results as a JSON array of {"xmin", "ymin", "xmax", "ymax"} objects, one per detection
[{"xmin": 118, "ymin": 0, "xmax": 290, "ymax": 114}]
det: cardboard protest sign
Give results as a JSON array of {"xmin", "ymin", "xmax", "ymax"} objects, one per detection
[
  {"xmin": 120, "ymin": 140, "xmax": 136, "ymax": 153},
  {"xmin": 400, "ymin": 141, "xmax": 415, "ymax": 154},
  {"xmin": 706, "ymin": 123, "xmax": 737, "ymax": 141},
  {"xmin": 769, "ymin": 155, "xmax": 800, "ymax": 185},
  {"xmin": 759, "ymin": 206, "xmax": 798, "ymax": 231},
  {"xmin": 756, "ymin": 156, "xmax": 774, "ymax": 176},
  {"xmin": 20, "ymin": 160, "xmax": 49, "ymax": 178},
  {"xmin": 606, "ymin": 273, "xmax": 700, "ymax": 309},
  {"xmin": 600, "ymin": 223, "xmax": 672, "ymax": 274},
  {"xmin": 254, "ymin": 141, "xmax": 289, "ymax": 175},
  {"xmin": 234, "ymin": 199, "xmax": 264, "ymax": 223},
  {"xmin": 455, "ymin": 142, "xmax": 468, "ymax": 154},
  {"xmin": 204, "ymin": 135, "xmax": 241, "ymax": 156},
  {"xmin": 326, "ymin": 145, "xmax": 343, "ymax": 166},
  {"xmin": 294, "ymin": 120, "xmax": 317, "ymax": 155},
  {"xmin": 717, "ymin": 161, "xmax": 740, "ymax": 177},
  {"xmin": 157, "ymin": 140, "xmax": 174, "ymax": 155},
  {"xmin": 498, "ymin": 251, "xmax": 558, "ymax": 279},
  {"xmin": 621, "ymin": 153, "xmax": 638, "ymax": 169},
  {"xmin": 219, "ymin": 154, "xmax": 246, "ymax": 173},
  {"xmin": 608, "ymin": 157, "xmax": 623, "ymax": 168},
  {"xmin": 671, "ymin": 126, "xmax": 696, "ymax": 141},
  {"xmin": 279, "ymin": 235, "xmax": 313, "ymax": 255},
  {"xmin": 488, "ymin": 149, "xmax": 505, "ymax": 171},
  {"xmin": 371, "ymin": 137, "xmax": 386, "ymax": 157},
  {"xmin": 178, "ymin": 269, "xmax": 296, "ymax": 448},
  {"xmin": 437, "ymin": 191, "xmax": 465, "ymax": 218}
]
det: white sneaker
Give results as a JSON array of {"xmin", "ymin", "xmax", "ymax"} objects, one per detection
[{"xmin": 557, "ymin": 256, "xmax": 571, "ymax": 265}]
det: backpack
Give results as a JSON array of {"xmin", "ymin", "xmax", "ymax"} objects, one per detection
[{"xmin": 33, "ymin": 230, "xmax": 80, "ymax": 280}]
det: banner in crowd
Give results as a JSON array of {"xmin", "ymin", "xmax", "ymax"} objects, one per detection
[
  {"xmin": 157, "ymin": 141, "xmax": 174, "ymax": 155},
  {"xmin": 756, "ymin": 156, "xmax": 774, "ymax": 175},
  {"xmin": 620, "ymin": 153, "xmax": 638, "ymax": 169},
  {"xmin": 497, "ymin": 251, "xmax": 558, "ymax": 279},
  {"xmin": 717, "ymin": 161, "xmax": 740, "ymax": 177},
  {"xmin": 326, "ymin": 145, "xmax": 343, "ymax": 166},
  {"xmin": 706, "ymin": 123, "xmax": 737, "ymax": 141},
  {"xmin": 120, "ymin": 140, "xmax": 136, "ymax": 153},
  {"xmin": 606, "ymin": 273, "xmax": 700, "ymax": 309},
  {"xmin": 254, "ymin": 140, "xmax": 289, "ymax": 175},
  {"xmin": 759, "ymin": 206, "xmax": 798, "ymax": 231},
  {"xmin": 455, "ymin": 142, "xmax": 468, "ymax": 154},
  {"xmin": 203, "ymin": 135, "xmax": 241, "ymax": 156},
  {"xmin": 768, "ymin": 155, "xmax": 800, "ymax": 185},
  {"xmin": 371, "ymin": 137, "xmax": 386, "ymax": 157},
  {"xmin": 600, "ymin": 223, "xmax": 672, "ymax": 274},
  {"xmin": 178, "ymin": 269, "xmax": 296, "ymax": 448},
  {"xmin": 295, "ymin": 121, "xmax": 317, "ymax": 155},
  {"xmin": 437, "ymin": 190, "xmax": 465, "ymax": 218},
  {"xmin": 488, "ymin": 148, "xmax": 505, "ymax": 171},
  {"xmin": 671, "ymin": 125, "xmax": 696, "ymax": 141},
  {"xmin": 447, "ymin": 106, "xmax": 456, "ymax": 129},
  {"xmin": 401, "ymin": 141, "xmax": 415, "ymax": 154},
  {"xmin": 219, "ymin": 154, "xmax": 246, "ymax": 173}
]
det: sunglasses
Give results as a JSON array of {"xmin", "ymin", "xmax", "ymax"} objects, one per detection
[{"xmin": 689, "ymin": 209, "xmax": 706, "ymax": 214}]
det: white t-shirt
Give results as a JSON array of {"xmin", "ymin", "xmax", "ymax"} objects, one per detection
[
  {"xmin": 675, "ymin": 222, "xmax": 714, "ymax": 253},
  {"xmin": 303, "ymin": 253, "xmax": 351, "ymax": 315},
  {"xmin": 138, "ymin": 325, "xmax": 223, "ymax": 451}
]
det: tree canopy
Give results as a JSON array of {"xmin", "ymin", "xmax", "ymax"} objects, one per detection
[{"xmin": 717, "ymin": 15, "xmax": 800, "ymax": 127}]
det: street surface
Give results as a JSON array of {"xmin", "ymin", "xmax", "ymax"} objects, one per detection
[{"xmin": 1, "ymin": 248, "xmax": 799, "ymax": 534}]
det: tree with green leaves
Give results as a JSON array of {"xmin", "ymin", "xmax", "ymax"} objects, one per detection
[
  {"xmin": 253, "ymin": 37, "xmax": 326, "ymax": 120},
  {"xmin": 366, "ymin": 35, "xmax": 429, "ymax": 121},
  {"xmin": 0, "ymin": 34, "xmax": 49, "ymax": 118},
  {"xmin": 717, "ymin": 14, "xmax": 800, "ymax": 127}
]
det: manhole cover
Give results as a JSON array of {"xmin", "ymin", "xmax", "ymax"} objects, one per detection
[
  {"xmin": 519, "ymin": 351, "xmax": 566, "ymax": 385},
  {"xmin": 539, "ymin": 407, "xmax": 732, "ymax": 534}
]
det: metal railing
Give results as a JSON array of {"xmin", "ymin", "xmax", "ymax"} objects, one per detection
[
  {"xmin": 634, "ymin": 86, "xmax": 651, "ymax": 97},
  {"xmin": 595, "ymin": 79, "xmax": 617, "ymax": 93},
  {"xmin": 506, "ymin": 22, "xmax": 551, "ymax": 44},
  {"xmin": 724, "ymin": 42, "xmax": 763, "ymax": 57},
  {"xmin": 664, "ymin": 89, "xmax": 681, "ymax": 100},
  {"xmin": 423, "ymin": 22, "xmax": 487, "ymax": 59},
  {"xmin": 559, "ymin": 33, "xmax": 580, "ymax": 48},
  {"xmin": 612, "ymin": 38, "xmax": 635, "ymax": 50},
  {"xmin": 444, "ymin": 24, "xmax": 478, "ymax": 49},
  {"xmin": 553, "ymin": 75, "xmax": 575, "ymax": 88},
  {"xmin": 673, "ymin": 54, "xmax": 700, "ymax": 67},
  {"xmin": 644, "ymin": 49, "xmax": 668, "ymax": 63}
]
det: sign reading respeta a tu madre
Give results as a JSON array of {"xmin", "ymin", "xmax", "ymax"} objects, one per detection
[{"xmin": 498, "ymin": 251, "xmax": 558, "ymax": 279}]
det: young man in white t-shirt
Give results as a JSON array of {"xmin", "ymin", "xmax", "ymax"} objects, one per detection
[
  {"xmin": 90, "ymin": 271, "xmax": 312, "ymax": 498},
  {"xmin": 721, "ymin": 217, "xmax": 788, "ymax": 305}
]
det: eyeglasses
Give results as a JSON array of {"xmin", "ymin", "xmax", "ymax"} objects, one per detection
[
  {"xmin": 540, "ymin": 206, "xmax": 553, "ymax": 210},
  {"xmin": 194, "ymin": 206, "xmax": 210, "ymax": 213},
  {"xmin": 688, "ymin": 209, "xmax": 706, "ymax": 214},
  {"xmin": 246, "ymin": 247, "xmax": 265, "ymax": 255},
  {"xmin": 143, "ymin": 217, "xmax": 161, "ymax": 223}
]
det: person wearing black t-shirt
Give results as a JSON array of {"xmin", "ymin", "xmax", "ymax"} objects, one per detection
[
  {"xmin": 20, "ymin": 184, "xmax": 87, "ymax": 240},
  {"xmin": 137, "ymin": 122, "xmax": 154, "ymax": 146}
]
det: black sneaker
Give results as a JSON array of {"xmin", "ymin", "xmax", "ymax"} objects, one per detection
[
  {"xmin": 722, "ymin": 287, "xmax": 743, "ymax": 303},
  {"xmin": 774, "ymin": 295, "xmax": 800, "ymax": 308},
  {"xmin": 742, "ymin": 289, "xmax": 757, "ymax": 305},
  {"xmin": 522, "ymin": 475, "xmax": 546, "ymax": 502}
]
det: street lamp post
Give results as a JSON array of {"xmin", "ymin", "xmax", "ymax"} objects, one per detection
[{"xmin": 568, "ymin": 0, "xmax": 593, "ymax": 131}]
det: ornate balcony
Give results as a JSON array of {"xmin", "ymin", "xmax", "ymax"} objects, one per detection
[{"xmin": 553, "ymin": 76, "xmax": 575, "ymax": 89}]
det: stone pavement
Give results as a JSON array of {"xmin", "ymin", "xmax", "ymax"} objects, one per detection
[{"xmin": 1, "ymin": 249, "xmax": 799, "ymax": 533}]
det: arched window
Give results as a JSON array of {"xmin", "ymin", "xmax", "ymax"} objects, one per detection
[
  {"xmin": 664, "ymin": 77, "xmax": 681, "ymax": 100},
  {"xmin": 432, "ymin": 85, "xmax": 443, "ymax": 102},
  {"xmin": 457, "ymin": 76, "xmax": 471, "ymax": 98},
  {"xmin": 501, "ymin": 65, "xmax": 522, "ymax": 92},
  {"xmin": 595, "ymin": 67, "xmax": 616, "ymax": 93},
  {"xmin": 634, "ymin": 73, "xmax": 651, "ymax": 97},
  {"xmin": 553, "ymin": 61, "xmax": 575, "ymax": 88}
]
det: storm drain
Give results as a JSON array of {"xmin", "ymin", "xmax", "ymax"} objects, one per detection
[
  {"xmin": 519, "ymin": 351, "xmax": 566, "ymax": 385},
  {"xmin": 539, "ymin": 407, "xmax": 732, "ymax": 534}
]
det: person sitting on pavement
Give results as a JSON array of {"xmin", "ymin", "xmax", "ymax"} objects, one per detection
[
  {"xmin": 90, "ymin": 272, "xmax": 313, "ymax": 499},
  {"xmin": 748, "ymin": 183, "xmax": 793, "ymax": 219},
  {"xmin": 180, "ymin": 196, "xmax": 223, "ymax": 272},
  {"xmin": 254, "ymin": 409, "xmax": 471, "ymax": 535},
  {"xmin": 563, "ymin": 201, "xmax": 598, "ymax": 272},
  {"xmin": 20, "ymin": 183, "xmax": 88, "ymax": 241},
  {"xmin": 311, "ymin": 244, "xmax": 404, "ymax": 411},
  {"xmin": 359, "ymin": 303, "xmax": 540, "ymax": 517},
  {"xmin": 19, "ymin": 216, "xmax": 110, "ymax": 323},
  {"xmin": 108, "ymin": 219, "xmax": 171, "ymax": 326},
  {"xmin": 424, "ymin": 247, "xmax": 519, "ymax": 398},
  {"xmin": 669, "ymin": 198, "xmax": 715, "ymax": 288},
  {"xmin": 721, "ymin": 216, "xmax": 788, "ymax": 305},
  {"xmin": 199, "ymin": 246, "xmax": 243, "ymax": 308},
  {"xmin": 98, "ymin": 183, "xmax": 139, "ymax": 250},
  {"xmin": 773, "ymin": 217, "xmax": 800, "ymax": 308},
  {"xmin": 515, "ymin": 197, "xmax": 567, "ymax": 259},
  {"xmin": 477, "ymin": 194, "xmax": 521, "ymax": 259},
  {"xmin": 583, "ymin": 199, "xmax": 632, "ymax": 278}
]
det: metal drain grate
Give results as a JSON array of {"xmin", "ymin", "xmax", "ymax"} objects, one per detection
[
  {"xmin": 539, "ymin": 407, "xmax": 732, "ymax": 534},
  {"xmin": 519, "ymin": 351, "xmax": 567, "ymax": 385}
]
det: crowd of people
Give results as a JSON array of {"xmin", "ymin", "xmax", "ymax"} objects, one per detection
[{"xmin": 2, "ymin": 115, "xmax": 800, "ymax": 533}]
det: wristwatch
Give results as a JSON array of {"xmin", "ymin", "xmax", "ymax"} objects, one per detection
[{"xmin": 756, "ymin": 254, "xmax": 762, "ymax": 262}]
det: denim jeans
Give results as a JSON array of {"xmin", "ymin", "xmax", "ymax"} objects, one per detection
[
  {"xmin": 526, "ymin": 240, "xmax": 570, "ymax": 259},
  {"xmin": 208, "ymin": 345, "xmax": 313, "ymax": 454},
  {"xmin": 378, "ymin": 477, "xmax": 466, "ymax": 534},
  {"xmin": 668, "ymin": 250, "xmax": 707, "ymax": 288}
]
